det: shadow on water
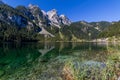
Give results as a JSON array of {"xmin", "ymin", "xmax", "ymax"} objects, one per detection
[{"xmin": 0, "ymin": 42, "xmax": 119, "ymax": 80}]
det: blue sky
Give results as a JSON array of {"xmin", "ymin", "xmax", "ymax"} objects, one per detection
[{"xmin": 3, "ymin": 0, "xmax": 120, "ymax": 22}]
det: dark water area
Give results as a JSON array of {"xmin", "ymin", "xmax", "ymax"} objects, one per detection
[{"xmin": 0, "ymin": 42, "xmax": 119, "ymax": 80}]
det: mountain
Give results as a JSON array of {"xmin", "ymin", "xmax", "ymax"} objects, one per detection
[
  {"xmin": 0, "ymin": 1, "xmax": 114, "ymax": 42},
  {"xmin": 67, "ymin": 21, "xmax": 111, "ymax": 39},
  {"xmin": 0, "ymin": 1, "xmax": 72, "ymax": 41},
  {"xmin": 90, "ymin": 21, "xmax": 112, "ymax": 31},
  {"xmin": 0, "ymin": 2, "xmax": 41, "ymax": 41},
  {"xmin": 43, "ymin": 21, "xmax": 112, "ymax": 41},
  {"xmin": 99, "ymin": 22, "xmax": 120, "ymax": 38},
  {"xmin": 27, "ymin": 4, "xmax": 71, "ymax": 28}
]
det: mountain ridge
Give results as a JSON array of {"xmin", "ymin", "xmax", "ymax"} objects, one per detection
[{"xmin": 0, "ymin": 1, "xmax": 118, "ymax": 42}]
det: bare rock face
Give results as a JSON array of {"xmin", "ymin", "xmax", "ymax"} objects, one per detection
[
  {"xmin": 47, "ymin": 9, "xmax": 71, "ymax": 28},
  {"xmin": 60, "ymin": 14, "xmax": 71, "ymax": 25},
  {"xmin": 47, "ymin": 9, "xmax": 61, "ymax": 28},
  {"xmin": 27, "ymin": 4, "xmax": 72, "ymax": 28}
]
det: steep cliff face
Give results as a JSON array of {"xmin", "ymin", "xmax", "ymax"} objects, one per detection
[
  {"xmin": 0, "ymin": 5, "xmax": 27, "ymax": 27},
  {"xmin": 47, "ymin": 9, "xmax": 71, "ymax": 28},
  {"xmin": 60, "ymin": 14, "xmax": 71, "ymax": 25}
]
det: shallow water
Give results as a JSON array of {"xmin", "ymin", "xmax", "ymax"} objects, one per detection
[{"xmin": 0, "ymin": 42, "xmax": 120, "ymax": 80}]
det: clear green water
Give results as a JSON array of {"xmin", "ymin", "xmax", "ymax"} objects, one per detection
[{"xmin": 0, "ymin": 42, "xmax": 120, "ymax": 80}]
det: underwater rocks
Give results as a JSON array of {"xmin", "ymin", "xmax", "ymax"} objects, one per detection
[{"xmin": 0, "ymin": 55, "xmax": 120, "ymax": 80}]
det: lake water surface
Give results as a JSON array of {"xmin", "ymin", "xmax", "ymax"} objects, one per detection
[{"xmin": 0, "ymin": 42, "xmax": 120, "ymax": 80}]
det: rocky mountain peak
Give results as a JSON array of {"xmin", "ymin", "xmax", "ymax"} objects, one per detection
[
  {"xmin": 46, "ymin": 9, "xmax": 71, "ymax": 28},
  {"xmin": 28, "ymin": 4, "xmax": 39, "ymax": 9},
  {"xmin": 60, "ymin": 14, "xmax": 71, "ymax": 25},
  {"xmin": 60, "ymin": 14, "xmax": 65, "ymax": 18},
  {"xmin": 0, "ymin": 1, "xmax": 71, "ymax": 29},
  {"xmin": 41, "ymin": 10, "xmax": 47, "ymax": 16},
  {"xmin": 47, "ymin": 9, "xmax": 57, "ymax": 14},
  {"xmin": 47, "ymin": 9, "xmax": 58, "ymax": 19}
]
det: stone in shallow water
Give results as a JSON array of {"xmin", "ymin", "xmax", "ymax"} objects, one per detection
[{"xmin": 81, "ymin": 60, "xmax": 106, "ymax": 69}]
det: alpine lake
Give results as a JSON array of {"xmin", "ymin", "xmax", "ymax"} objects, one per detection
[{"xmin": 0, "ymin": 42, "xmax": 120, "ymax": 80}]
